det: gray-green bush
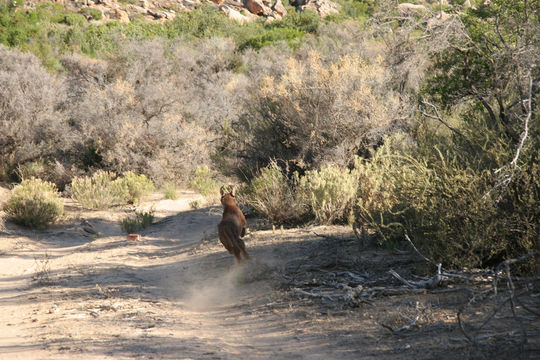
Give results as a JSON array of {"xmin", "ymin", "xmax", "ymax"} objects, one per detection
[
  {"xmin": 299, "ymin": 165, "xmax": 358, "ymax": 224},
  {"xmin": 70, "ymin": 170, "xmax": 128, "ymax": 209},
  {"xmin": 121, "ymin": 171, "xmax": 155, "ymax": 204},
  {"xmin": 0, "ymin": 46, "xmax": 70, "ymax": 182},
  {"xmin": 245, "ymin": 161, "xmax": 304, "ymax": 224},
  {"xmin": 4, "ymin": 178, "xmax": 64, "ymax": 229},
  {"xmin": 120, "ymin": 210, "xmax": 154, "ymax": 233}
]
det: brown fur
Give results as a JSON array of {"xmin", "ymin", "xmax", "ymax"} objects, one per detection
[{"xmin": 218, "ymin": 186, "xmax": 249, "ymax": 263}]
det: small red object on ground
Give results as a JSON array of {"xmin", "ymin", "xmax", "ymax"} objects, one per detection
[{"xmin": 128, "ymin": 234, "xmax": 141, "ymax": 241}]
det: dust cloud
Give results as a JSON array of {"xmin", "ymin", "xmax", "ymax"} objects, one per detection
[{"xmin": 166, "ymin": 259, "xmax": 275, "ymax": 312}]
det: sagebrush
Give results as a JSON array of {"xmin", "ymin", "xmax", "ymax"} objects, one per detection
[
  {"xmin": 70, "ymin": 171, "xmax": 128, "ymax": 209},
  {"xmin": 245, "ymin": 161, "xmax": 304, "ymax": 224},
  {"xmin": 4, "ymin": 178, "xmax": 64, "ymax": 229}
]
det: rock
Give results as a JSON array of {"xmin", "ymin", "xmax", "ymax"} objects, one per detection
[
  {"xmin": 265, "ymin": 14, "xmax": 282, "ymax": 22},
  {"xmin": 220, "ymin": 4, "xmax": 251, "ymax": 23},
  {"xmin": 397, "ymin": 3, "xmax": 427, "ymax": 17},
  {"xmin": 147, "ymin": 9, "xmax": 167, "ymax": 19},
  {"xmin": 295, "ymin": 0, "xmax": 339, "ymax": 18},
  {"xmin": 126, "ymin": 4, "xmax": 148, "ymax": 16},
  {"xmin": 182, "ymin": 0, "xmax": 202, "ymax": 9},
  {"xmin": 272, "ymin": 0, "xmax": 286, "ymax": 17},
  {"xmin": 244, "ymin": 0, "xmax": 272, "ymax": 16},
  {"xmin": 113, "ymin": 8, "xmax": 130, "ymax": 23}
]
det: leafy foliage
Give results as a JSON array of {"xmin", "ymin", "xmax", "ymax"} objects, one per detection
[{"xmin": 162, "ymin": 183, "xmax": 178, "ymax": 200}]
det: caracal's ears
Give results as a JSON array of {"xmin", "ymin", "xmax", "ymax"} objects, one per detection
[
  {"xmin": 231, "ymin": 185, "xmax": 237, "ymax": 197},
  {"xmin": 220, "ymin": 185, "xmax": 226, "ymax": 197}
]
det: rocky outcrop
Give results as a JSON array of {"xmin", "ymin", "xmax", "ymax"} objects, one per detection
[
  {"xmin": 397, "ymin": 3, "xmax": 427, "ymax": 17},
  {"xmin": 113, "ymin": 8, "xmax": 130, "ymax": 23},
  {"xmin": 219, "ymin": 4, "xmax": 251, "ymax": 23},
  {"xmin": 293, "ymin": 0, "xmax": 339, "ymax": 18},
  {"xmin": 18, "ymin": 0, "xmax": 299, "ymax": 24},
  {"xmin": 244, "ymin": 0, "xmax": 271, "ymax": 16}
]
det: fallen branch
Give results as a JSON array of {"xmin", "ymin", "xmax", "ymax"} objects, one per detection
[
  {"xmin": 293, "ymin": 288, "xmax": 339, "ymax": 301},
  {"xmin": 389, "ymin": 264, "xmax": 442, "ymax": 289},
  {"xmin": 380, "ymin": 320, "xmax": 416, "ymax": 335},
  {"xmin": 493, "ymin": 252, "xmax": 537, "ymax": 295}
]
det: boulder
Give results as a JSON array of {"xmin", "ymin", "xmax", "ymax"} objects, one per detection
[
  {"xmin": 113, "ymin": 8, "xmax": 130, "ymax": 23},
  {"xmin": 397, "ymin": 3, "xmax": 427, "ymax": 17},
  {"xmin": 220, "ymin": 4, "xmax": 252, "ymax": 23},
  {"xmin": 272, "ymin": 0, "xmax": 286, "ymax": 17},
  {"xmin": 244, "ymin": 0, "xmax": 272, "ymax": 16},
  {"xmin": 295, "ymin": 0, "xmax": 339, "ymax": 18}
]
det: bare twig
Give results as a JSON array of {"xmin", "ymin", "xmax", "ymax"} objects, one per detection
[
  {"xmin": 457, "ymin": 307, "xmax": 475, "ymax": 344},
  {"xmin": 483, "ymin": 74, "xmax": 534, "ymax": 201},
  {"xmin": 420, "ymin": 100, "xmax": 474, "ymax": 149},
  {"xmin": 404, "ymin": 234, "xmax": 437, "ymax": 266},
  {"xmin": 493, "ymin": 252, "xmax": 537, "ymax": 295},
  {"xmin": 503, "ymin": 262, "xmax": 528, "ymax": 349}
]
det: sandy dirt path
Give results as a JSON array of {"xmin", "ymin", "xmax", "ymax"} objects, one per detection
[
  {"xmin": 0, "ymin": 191, "xmax": 359, "ymax": 359},
  {"xmin": 0, "ymin": 190, "xmax": 538, "ymax": 359}
]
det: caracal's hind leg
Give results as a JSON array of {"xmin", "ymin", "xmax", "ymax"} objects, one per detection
[
  {"xmin": 238, "ymin": 238, "xmax": 249, "ymax": 261},
  {"xmin": 231, "ymin": 247, "xmax": 243, "ymax": 263}
]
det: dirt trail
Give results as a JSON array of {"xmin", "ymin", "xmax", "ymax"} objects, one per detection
[{"xmin": 0, "ymin": 190, "xmax": 538, "ymax": 359}]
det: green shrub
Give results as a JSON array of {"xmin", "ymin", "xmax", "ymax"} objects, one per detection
[
  {"xmin": 272, "ymin": 9, "xmax": 320, "ymax": 33},
  {"xmin": 239, "ymin": 27, "xmax": 304, "ymax": 51},
  {"xmin": 79, "ymin": 7, "xmax": 102, "ymax": 21},
  {"xmin": 15, "ymin": 159, "xmax": 47, "ymax": 181},
  {"xmin": 188, "ymin": 166, "xmax": 219, "ymax": 197},
  {"xmin": 4, "ymin": 178, "xmax": 64, "ymax": 229},
  {"xmin": 170, "ymin": 4, "xmax": 237, "ymax": 39},
  {"xmin": 355, "ymin": 133, "xmax": 539, "ymax": 270},
  {"xmin": 245, "ymin": 161, "xmax": 304, "ymax": 224},
  {"xmin": 163, "ymin": 183, "xmax": 178, "ymax": 200},
  {"xmin": 120, "ymin": 210, "xmax": 154, "ymax": 233},
  {"xmin": 120, "ymin": 171, "xmax": 155, "ymax": 204},
  {"xmin": 355, "ymin": 134, "xmax": 431, "ymax": 234},
  {"xmin": 299, "ymin": 165, "xmax": 358, "ymax": 224},
  {"xmin": 70, "ymin": 170, "xmax": 128, "ymax": 209}
]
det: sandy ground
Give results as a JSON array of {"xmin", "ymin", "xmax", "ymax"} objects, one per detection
[{"xmin": 0, "ymin": 189, "xmax": 538, "ymax": 359}]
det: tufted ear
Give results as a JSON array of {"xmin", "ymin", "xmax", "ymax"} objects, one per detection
[
  {"xmin": 231, "ymin": 185, "xmax": 237, "ymax": 197},
  {"xmin": 220, "ymin": 185, "xmax": 226, "ymax": 197}
]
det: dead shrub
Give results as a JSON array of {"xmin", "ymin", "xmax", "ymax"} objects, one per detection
[
  {"xmin": 227, "ymin": 51, "xmax": 407, "ymax": 176},
  {"xmin": 0, "ymin": 46, "xmax": 71, "ymax": 182}
]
